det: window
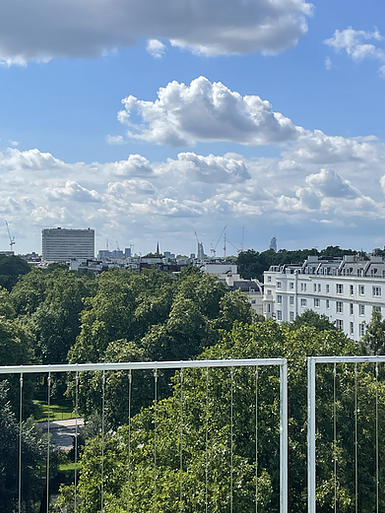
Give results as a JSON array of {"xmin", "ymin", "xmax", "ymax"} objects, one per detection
[
  {"xmin": 373, "ymin": 286, "xmax": 382, "ymax": 297},
  {"xmin": 277, "ymin": 281, "xmax": 281, "ymax": 289},
  {"xmin": 359, "ymin": 323, "xmax": 365, "ymax": 337},
  {"xmin": 277, "ymin": 310, "xmax": 282, "ymax": 321},
  {"xmin": 359, "ymin": 304, "xmax": 365, "ymax": 316},
  {"xmin": 290, "ymin": 282, "xmax": 294, "ymax": 290},
  {"xmin": 318, "ymin": 284, "xmax": 321, "ymax": 292},
  {"xmin": 359, "ymin": 285, "xmax": 365, "ymax": 295},
  {"xmin": 336, "ymin": 301, "xmax": 343, "ymax": 313},
  {"xmin": 350, "ymin": 322, "xmax": 354, "ymax": 335},
  {"xmin": 290, "ymin": 311, "xmax": 295, "ymax": 322},
  {"xmin": 314, "ymin": 283, "xmax": 317, "ymax": 292},
  {"xmin": 268, "ymin": 276, "xmax": 272, "ymax": 282},
  {"xmin": 267, "ymin": 304, "xmax": 271, "ymax": 313},
  {"xmin": 277, "ymin": 295, "xmax": 282, "ymax": 304},
  {"xmin": 301, "ymin": 298, "xmax": 307, "ymax": 307},
  {"xmin": 336, "ymin": 284, "xmax": 343, "ymax": 294},
  {"xmin": 326, "ymin": 284, "xmax": 330, "ymax": 294},
  {"xmin": 251, "ymin": 299, "xmax": 256, "ymax": 304},
  {"xmin": 350, "ymin": 285, "xmax": 354, "ymax": 295},
  {"xmin": 350, "ymin": 303, "xmax": 353, "ymax": 315},
  {"xmin": 267, "ymin": 289, "xmax": 272, "ymax": 296},
  {"xmin": 314, "ymin": 298, "xmax": 320, "ymax": 308},
  {"xmin": 290, "ymin": 296, "xmax": 294, "ymax": 305},
  {"xmin": 336, "ymin": 319, "xmax": 344, "ymax": 331},
  {"xmin": 326, "ymin": 299, "xmax": 330, "ymax": 309}
]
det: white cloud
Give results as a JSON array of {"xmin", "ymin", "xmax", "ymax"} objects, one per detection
[
  {"xmin": 161, "ymin": 153, "xmax": 251, "ymax": 183},
  {"xmin": 117, "ymin": 76, "xmax": 303, "ymax": 147},
  {"xmin": 325, "ymin": 56, "xmax": 332, "ymax": 70},
  {"xmin": 103, "ymin": 154, "xmax": 154, "ymax": 177},
  {"xmin": 305, "ymin": 168, "xmax": 359, "ymax": 199},
  {"xmin": 2, "ymin": 113, "xmax": 385, "ymax": 254},
  {"xmin": 325, "ymin": 27, "xmax": 385, "ymax": 76},
  {"xmin": 106, "ymin": 135, "xmax": 126, "ymax": 146},
  {"xmin": 0, "ymin": 0, "xmax": 313, "ymax": 63},
  {"xmin": 46, "ymin": 181, "xmax": 102, "ymax": 203},
  {"xmin": 146, "ymin": 39, "xmax": 166, "ymax": 58}
]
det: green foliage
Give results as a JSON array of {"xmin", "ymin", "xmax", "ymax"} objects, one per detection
[
  {"xmin": 0, "ymin": 382, "xmax": 47, "ymax": 512},
  {"xmin": 289, "ymin": 310, "xmax": 338, "ymax": 332},
  {"xmin": 0, "ymin": 254, "xmax": 31, "ymax": 291},
  {"xmin": 62, "ymin": 320, "xmax": 377, "ymax": 513},
  {"xmin": 361, "ymin": 306, "xmax": 385, "ymax": 355},
  {"xmin": 237, "ymin": 246, "xmax": 358, "ymax": 280}
]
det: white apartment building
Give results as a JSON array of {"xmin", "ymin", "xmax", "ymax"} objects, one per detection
[
  {"xmin": 42, "ymin": 227, "xmax": 95, "ymax": 262},
  {"xmin": 263, "ymin": 255, "xmax": 385, "ymax": 341}
]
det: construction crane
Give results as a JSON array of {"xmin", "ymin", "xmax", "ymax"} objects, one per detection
[
  {"xmin": 5, "ymin": 220, "xmax": 15, "ymax": 252},
  {"xmin": 210, "ymin": 225, "xmax": 227, "ymax": 258}
]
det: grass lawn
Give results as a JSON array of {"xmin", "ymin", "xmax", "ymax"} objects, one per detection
[
  {"xmin": 59, "ymin": 462, "xmax": 77, "ymax": 472},
  {"xmin": 33, "ymin": 399, "xmax": 75, "ymax": 422}
]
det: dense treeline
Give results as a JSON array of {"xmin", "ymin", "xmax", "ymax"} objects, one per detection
[
  {"xmin": 0, "ymin": 261, "xmax": 256, "ymax": 511},
  {"xmin": 0, "ymin": 254, "xmax": 383, "ymax": 511},
  {"xmin": 237, "ymin": 245, "xmax": 359, "ymax": 281},
  {"xmin": 57, "ymin": 319, "xmax": 385, "ymax": 513}
]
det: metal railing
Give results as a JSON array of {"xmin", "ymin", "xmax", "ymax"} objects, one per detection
[{"xmin": 0, "ymin": 357, "xmax": 288, "ymax": 513}]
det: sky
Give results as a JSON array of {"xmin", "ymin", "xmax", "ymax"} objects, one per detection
[{"xmin": 0, "ymin": 0, "xmax": 385, "ymax": 256}]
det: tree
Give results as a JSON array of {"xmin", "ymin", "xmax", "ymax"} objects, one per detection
[
  {"xmin": 0, "ymin": 382, "xmax": 47, "ymax": 512},
  {"xmin": 0, "ymin": 254, "xmax": 31, "ymax": 291},
  {"xmin": 361, "ymin": 306, "xmax": 385, "ymax": 355},
  {"xmin": 289, "ymin": 310, "xmax": 338, "ymax": 332},
  {"xmin": 60, "ymin": 320, "xmax": 382, "ymax": 513}
]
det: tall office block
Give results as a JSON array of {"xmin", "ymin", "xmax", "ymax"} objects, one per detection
[{"xmin": 42, "ymin": 227, "xmax": 95, "ymax": 262}]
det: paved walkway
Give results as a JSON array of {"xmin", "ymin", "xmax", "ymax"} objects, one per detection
[{"xmin": 39, "ymin": 418, "xmax": 84, "ymax": 450}]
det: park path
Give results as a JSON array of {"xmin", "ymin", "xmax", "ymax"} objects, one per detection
[{"xmin": 39, "ymin": 418, "xmax": 84, "ymax": 449}]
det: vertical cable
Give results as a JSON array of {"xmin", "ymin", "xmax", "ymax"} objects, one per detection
[
  {"xmin": 180, "ymin": 369, "xmax": 184, "ymax": 512},
  {"xmin": 101, "ymin": 371, "xmax": 106, "ymax": 513},
  {"xmin": 255, "ymin": 367, "xmax": 258, "ymax": 513},
  {"xmin": 354, "ymin": 363, "xmax": 358, "ymax": 513},
  {"xmin": 127, "ymin": 370, "xmax": 132, "ymax": 512},
  {"xmin": 18, "ymin": 373, "xmax": 23, "ymax": 513},
  {"xmin": 154, "ymin": 369, "xmax": 158, "ymax": 513},
  {"xmin": 74, "ymin": 372, "xmax": 79, "ymax": 513},
  {"xmin": 333, "ymin": 363, "xmax": 337, "ymax": 513},
  {"xmin": 375, "ymin": 363, "xmax": 379, "ymax": 513},
  {"xmin": 230, "ymin": 367, "xmax": 234, "ymax": 513},
  {"xmin": 205, "ymin": 368, "xmax": 209, "ymax": 513},
  {"xmin": 46, "ymin": 372, "xmax": 51, "ymax": 513}
]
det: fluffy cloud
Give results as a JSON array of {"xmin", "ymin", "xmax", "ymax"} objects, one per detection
[
  {"xmin": 117, "ymin": 76, "xmax": 303, "ymax": 147},
  {"xmin": 106, "ymin": 135, "xmax": 126, "ymax": 146},
  {"xmin": 161, "ymin": 153, "xmax": 251, "ymax": 183},
  {"xmin": 1, "ymin": 139, "xmax": 385, "ymax": 256},
  {"xmin": 0, "ymin": 0, "xmax": 313, "ymax": 64},
  {"xmin": 325, "ymin": 27, "xmax": 385, "ymax": 76},
  {"xmin": 305, "ymin": 169, "xmax": 359, "ymax": 199},
  {"xmin": 146, "ymin": 39, "xmax": 166, "ymax": 58},
  {"xmin": 46, "ymin": 181, "xmax": 102, "ymax": 202}
]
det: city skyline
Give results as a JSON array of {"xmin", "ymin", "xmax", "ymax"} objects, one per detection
[{"xmin": 0, "ymin": 0, "xmax": 384, "ymax": 255}]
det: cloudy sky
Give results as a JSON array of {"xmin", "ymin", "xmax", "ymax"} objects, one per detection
[{"xmin": 0, "ymin": 0, "xmax": 384, "ymax": 256}]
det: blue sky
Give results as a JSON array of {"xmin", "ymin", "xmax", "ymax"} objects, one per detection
[{"xmin": 0, "ymin": 0, "xmax": 384, "ymax": 256}]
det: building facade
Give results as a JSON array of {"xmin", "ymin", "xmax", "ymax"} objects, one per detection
[
  {"xmin": 42, "ymin": 227, "xmax": 95, "ymax": 262},
  {"xmin": 263, "ymin": 255, "xmax": 385, "ymax": 341}
]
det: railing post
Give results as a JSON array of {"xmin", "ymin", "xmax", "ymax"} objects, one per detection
[
  {"xmin": 308, "ymin": 357, "xmax": 316, "ymax": 513},
  {"xmin": 280, "ymin": 361, "xmax": 288, "ymax": 513}
]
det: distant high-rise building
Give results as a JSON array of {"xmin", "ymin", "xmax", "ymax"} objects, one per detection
[
  {"xmin": 42, "ymin": 227, "xmax": 94, "ymax": 262},
  {"xmin": 270, "ymin": 236, "xmax": 277, "ymax": 252},
  {"xmin": 198, "ymin": 241, "xmax": 206, "ymax": 259}
]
